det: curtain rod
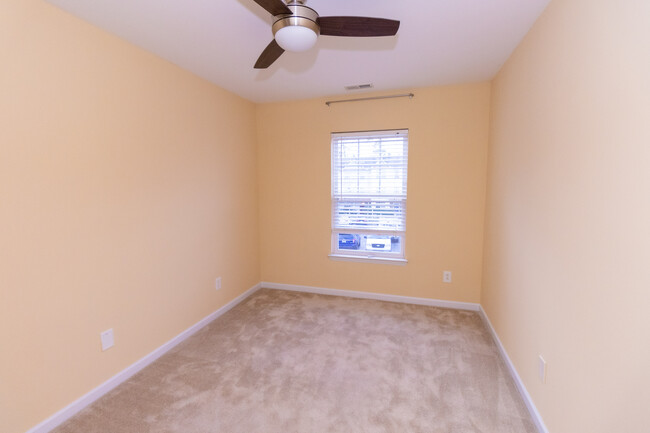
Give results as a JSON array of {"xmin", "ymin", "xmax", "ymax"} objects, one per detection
[{"xmin": 325, "ymin": 93, "xmax": 414, "ymax": 106}]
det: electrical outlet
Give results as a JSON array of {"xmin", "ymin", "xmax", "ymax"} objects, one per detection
[
  {"xmin": 216, "ymin": 277, "xmax": 222, "ymax": 290},
  {"xmin": 443, "ymin": 271, "xmax": 452, "ymax": 283},
  {"xmin": 538, "ymin": 355, "xmax": 547, "ymax": 383},
  {"xmin": 100, "ymin": 329, "xmax": 114, "ymax": 351}
]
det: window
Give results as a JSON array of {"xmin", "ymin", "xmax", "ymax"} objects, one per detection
[{"xmin": 331, "ymin": 129, "xmax": 408, "ymax": 262}]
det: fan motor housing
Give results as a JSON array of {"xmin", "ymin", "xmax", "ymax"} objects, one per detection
[{"xmin": 272, "ymin": 3, "xmax": 320, "ymax": 36}]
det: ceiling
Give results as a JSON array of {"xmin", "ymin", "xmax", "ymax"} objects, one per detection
[{"xmin": 44, "ymin": 0, "xmax": 550, "ymax": 103}]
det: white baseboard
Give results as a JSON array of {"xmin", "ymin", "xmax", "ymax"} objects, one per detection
[
  {"xmin": 478, "ymin": 306, "xmax": 549, "ymax": 433},
  {"xmin": 26, "ymin": 283, "xmax": 262, "ymax": 433},
  {"xmin": 261, "ymin": 281, "xmax": 480, "ymax": 311}
]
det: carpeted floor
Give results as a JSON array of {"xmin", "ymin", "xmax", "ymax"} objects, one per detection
[{"xmin": 54, "ymin": 289, "xmax": 537, "ymax": 433}]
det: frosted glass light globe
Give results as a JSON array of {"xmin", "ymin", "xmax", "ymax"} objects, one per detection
[{"xmin": 275, "ymin": 25, "xmax": 318, "ymax": 52}]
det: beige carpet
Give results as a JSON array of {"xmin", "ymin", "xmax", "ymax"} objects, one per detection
[{"xmin": 54, "ymin": 289, "xmax": 536, "ymax": 433}]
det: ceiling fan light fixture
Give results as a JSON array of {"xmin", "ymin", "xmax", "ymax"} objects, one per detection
[
  {"xmin": 274, "ymin": 24, "xmax": 318, "ymax": 52},
  {"xmin": 253, "ymin": 0, "xmax": 400, "ymax": 69},
  {"xmin": 271, "ymin": 3, "xmax": 320, "ymax": 52}
]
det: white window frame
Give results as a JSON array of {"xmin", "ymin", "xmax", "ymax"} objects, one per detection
[{"xmin": 330, "ymin": 129, "xmax": 408, "ymax": 263}]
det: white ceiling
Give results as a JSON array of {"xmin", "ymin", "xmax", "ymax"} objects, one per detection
[{"xmin": 44, "ymin": 0, "xmax": 550, "ymax": 103}]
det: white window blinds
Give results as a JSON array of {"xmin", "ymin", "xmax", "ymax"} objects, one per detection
[{"xmin": 331, "ymin": 130, "xmax": 408, "ymax": 232}]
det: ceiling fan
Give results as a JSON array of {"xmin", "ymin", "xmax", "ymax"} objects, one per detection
[{"xmin": 251, "ymin": 0, "xmax": 400, "ymax": 69}]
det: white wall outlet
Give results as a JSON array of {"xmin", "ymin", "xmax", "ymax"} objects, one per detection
[
  {"xmin": 443, "ymin": 271, "xmax": 452, "ymax": 283},
  {"xmin": 538, "ymin": 355, "xmax": 547, "ymax": 383},
  {"xmin": 215, "ymin": 277, "xmax": 222, "ymax": 290},
  {"xmin": 100, "ymin": 329, "xmax": 114, "ymax": 351}
]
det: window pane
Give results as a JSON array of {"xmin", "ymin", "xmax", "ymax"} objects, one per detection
[
  {"xmin": 332, "ymin": 130, "xmax": 408, "ymax": 258},
  {"xmin": 335, "ymin": 233, "xmax": 402, "ymax": 254},
  {"xmin": 332, "ymin": 133, "xmax": 408, "ymax": 199}
]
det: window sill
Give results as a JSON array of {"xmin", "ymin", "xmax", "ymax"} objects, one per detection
[{"xmin": 328, "ymin": 254, "xmax": 408, "ymax": 265}]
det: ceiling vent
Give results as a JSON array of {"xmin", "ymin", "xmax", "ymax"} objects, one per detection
[{"xmin": 345, "ymin": 83, "xmax": 374, "ymax": 91}]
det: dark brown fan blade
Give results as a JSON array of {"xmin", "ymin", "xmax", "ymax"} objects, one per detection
[
  {"xmin": 252, "ymin": 0, "xmax": 292, "ymax": 16},
  {"xmin": 317, "ymin": 16, "xmax": 400, "ymax": 37},
  {"xmin": 254, "ymin": 40, "xmax": 285, "ymax": 69}
]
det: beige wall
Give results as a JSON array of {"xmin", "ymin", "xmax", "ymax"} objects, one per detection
[
  {"xmin": 482, "ymin": 0, "xmax": 650, "ymax": 432},
  {"xmin": 257, "ymin": 84, "xmax": 490, "ymax": 303},
  {"xmin": 0, "ymin": 1, "xmax": 260, "ymax": 432}
]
